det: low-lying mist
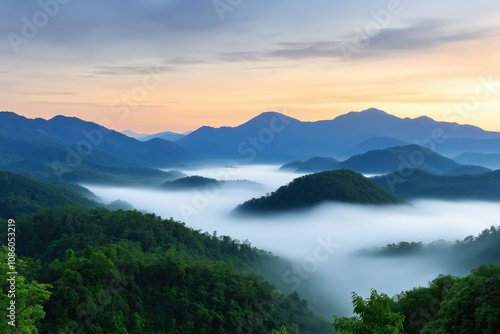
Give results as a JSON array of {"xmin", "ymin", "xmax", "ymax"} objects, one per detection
[{"xmin": 84, "ymin": 165, "xmax": 500, "ymax": 317}]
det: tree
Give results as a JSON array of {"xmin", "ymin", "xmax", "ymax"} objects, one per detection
[
  {"xmin": 272, "ymin": 324, "xmax": 301, "ymax": 334},
  {"xmin": 333, "ymin": 289, "xmax": 405, "ymax": 334},
  {"xmin": 0, "ymin": 246, "xmax": 52, "ymax": 333}
]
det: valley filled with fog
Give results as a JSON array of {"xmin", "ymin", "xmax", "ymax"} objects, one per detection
[{"xmin": 84, "ymin": 165, "xmax": 500, "ymax": 317}]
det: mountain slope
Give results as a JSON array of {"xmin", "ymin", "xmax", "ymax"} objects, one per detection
[
  {"xmin": 371, "ymin": 169, "xmax": 500, "ymax": 200},
  {"xmin": 236, "ymin": 169, "xmax": 403, "ymax": 213},
  {"xmin": 0, "ymin": 170, "xmax": 97, "ymax": 218},
  {"xmin": 1, "ymin": 207, "xmax": 331, "ymax": 334},
  {"xmin": 176, "ymin": 108, "xmax": 500, "ymax": 162},
  {"xmin": 140, "ymin": 131, "xmax": 185, "ymax": 142},
  {"xmin": 279, "ymin": 145, "xmax": 488, "ymax": 175},
  {"xmin": 339, "ymin": 145, "xmax": 462, "ymax": 174},
  {"xmin": 454, "ymin": 152, "xmax": 500, "ymax": 170},
  {"xmin": 279, "ymin": 157, "xmax": 341, "ymax": 173},
  {"xmin": 0, "ymin": 112, "xmax": 194, "ymax": 167},
  {"xmin": 344, "ymin": 137, "xmax": 409, "ymax": 156},
  {"xmin": 160, "ymin": 175, "xmax": 263, "ymax": 191}
]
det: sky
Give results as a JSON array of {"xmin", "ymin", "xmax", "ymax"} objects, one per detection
[{"xmin": 1, "ymin": 0, "xmax": 500, "ymax": 133}]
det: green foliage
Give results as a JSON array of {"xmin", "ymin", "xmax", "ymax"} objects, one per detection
[
  {"xmin": 391, "ymin": 265, "xmax": 500, "ymax": 334},
  {"xmin": 375, "ymin": 242, "xmax": 424, "ymax": 256},
  {"xmin": 0, "ymin": 208, "xmax": 331, "ymax": 334},
  {"xmin": 161, "ymin": 175, "xmax": 221, "ymax": 189},
  {"xmin": 0, "ymin": 170, "xmax": 97, "ymax": 219},
  {"xmin": 372, "ymin": 169, "xmax": 500, "ymax": 200},
  {"xmin": 0, "ymin": 246, "xmax": 52, "ymax": 334},
  {"xmin": 237, "ymin": 170, "xmax": 403, "ymax": 213},
  {"xmin": 332, "ymin": 289, "xmax": 405, "ymax": 334},
  {"xmin": 392, "ymin": 274, "xmax": 455, "ymax": 334},
  {"xmin": 272, "ymin": 324, "xmax": 300, "ymax": 334},
  {"xmin": 420, "ymin": 265, "xmax": 500, "ymax": 334},
  {"xmin": 453, "ymin": 226, "xmax": 500, "ymax": 267},
  {"xmin": 61, "ymin": 165, "xmax": 183, "ymax": 186},
  {"xmin": 161, "ymin": 175, "xmax": 262, "ymax": 191},
  {"xmin": 358, "ymin": 226, "xmax": 500, "ymax": 271}
]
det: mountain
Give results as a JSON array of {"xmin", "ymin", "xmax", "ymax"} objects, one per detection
[
  {"xmin": 0, "ymin": 170, "xmax": 97, "ymax": 218},
  {"xmin": 371, "ymin": 169, "xmax": 500, "ymax": 200},
  {"xmin": 344, "ymin": 137, "xmax": 409, "ymax": 157},
  {"xmin": 454, "ymin": 152, "xmax": 500, "ymax": 170},
  {"xmin": 339, "ymin": 145, "xmax": 465, "ymax": 175},
  {"xmin": 279, "ymin": 145, "xmax": 489, "ymax": 176},
  {"xmin": 6, "ymin": 109, "xmax": 500, "ymax": 168},
  {"xmin": 279, "ymin": 160, "xmax": 304, "ymax": 171},
  {"xmin": 140, "ymin": 131, "xmax": 186, "ymax": 142},
  {"xmin": 236, "ymin": 169, "xmax": 403, "ymax": 213},
  {"xmin": 433, "ymin": 137, "xmax": 500, "ymax": 157},
  {"xmin": 176, "ymin": 108, "xmax": 500, "ymax": 162},
  {"xmin": 121, "ymin": 129, "xmax": 147, "ymax": 139},
  {"xmin": 0, "ymin": 112, "xmax": 197, "ymax": 184},
  {"xmin": 177, "ymin": 111, "xmax": 310, "ymax": 162},
  {"xmin": 160, "ymin": 175, "xmax": 263, "ymax": 191},
  {"xmin": 122, "ymin": 129, "xmax": 186, "ymax": 142},
  {"xmin": 445, "ymin": 165, "xmax": 492, "ymax": 176},
  {"xmin": 0, "ymin": 133, "xmax": 187, "ymax": 185},
  {"xmin": 0, "ymin": 112, "xmax": 194, "ymax": 167},
  {"xmin": 279, "ymin": 157, "xmax": 341, "ymax": 173},
  {"xmin": 60, "ymin": 166, "xmax": 187, "ymax": 186}
]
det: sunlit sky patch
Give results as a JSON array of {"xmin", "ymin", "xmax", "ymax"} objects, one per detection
[{"xmin": 1, "ymin": 0, "xmax": 500, "ymax": 133}]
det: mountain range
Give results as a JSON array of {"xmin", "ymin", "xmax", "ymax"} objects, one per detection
[
  {"xmin": 175, "ymin": 108, "xmax": 500, "ymax": 162},
  {"xmin": 280, "ymin": 145, "xmax": 491, "ymax": 175},
  {"xmin": 2, "ymin": 108, "xmax": 500, "ymax": 183},
  {"xmin": 0, "ymin": 111, "xmax": 193, "ymax": 183},
  {"xmin": 122, "ymin": 129, "xmax": 187, "ymax": 142}
]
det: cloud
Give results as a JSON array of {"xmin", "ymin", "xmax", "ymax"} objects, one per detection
[
  {"xmin": 92, "ymin": 65, "xmax": 174, "ymax": 77},
  {"xmin": 219, "ymin": 21, "xmax": 496, "ymax": 62},
  {"xmin": 166, "ymin": 57, "xmax": 214, "ymax": 65},
  {"xmin": 352, "ymin": 21, "xmax": 494, "ymax": 57}
]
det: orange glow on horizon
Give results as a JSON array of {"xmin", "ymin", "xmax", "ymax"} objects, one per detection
[{"xmin": 3, "ymin": 35, "xmax": 500, "ymax": 134}]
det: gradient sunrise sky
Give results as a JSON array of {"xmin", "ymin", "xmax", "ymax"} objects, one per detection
[{"xmin": 1, "ymin": 0, "xmax": 500, "ymax": 133}]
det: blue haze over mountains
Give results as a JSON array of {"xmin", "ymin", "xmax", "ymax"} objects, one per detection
[
  {"xmin": 3, "ymin": 108, "xmax": 500, "ymax": 321},
  {"xmin": 2, "ymin": 108, "xmax": 500, "ymax": 176},
  {"xmin": 176, "ymin": 108, "xmax": 500, "ymax": 161}
]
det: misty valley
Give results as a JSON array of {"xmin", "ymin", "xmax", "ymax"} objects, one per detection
[
  {"xmin": 83, "ymin": 165, "xmax": 500, "ymax": 316},
  {"xmin": 3, "ymin": 1, "xmax": 500, "ymax": 332},
  {"xmin": 1, "ymin": 109, "xmax": 500, "ymax": 333}
]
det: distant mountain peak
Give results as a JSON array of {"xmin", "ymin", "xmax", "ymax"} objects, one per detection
[
  {"xmin": 333, "ymin": 108, "xmax": 397, "ymax": 121},
  {"xmin": 360, "ymin": 107, "xmax": 390, "ymax": 115},
  {"xmin": 0, "ymin": 111, "xmax": 19, "ymax": 116},
  {"xmin": 237, "ymin": 111, "xmax": 299, "ymax": 128},
  {"xmin": 254, "ymin": 111, "xmax": 298, "ymax": 121},
  {"xmin": 50, "ymin": 115, "xmax": 80, "ymax": 121},
  {"xmin": 0, "ymin": 111, "xmax": 30, "ymax": 120}
]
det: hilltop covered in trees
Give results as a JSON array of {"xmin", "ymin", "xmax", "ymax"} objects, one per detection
[
  {"xmin": 0, "ymin": 208, "xmax": 331, "ymax": 333},
  {"xmin": 236, "ymin": 170, "xmax": 403, "ymax": 213}
]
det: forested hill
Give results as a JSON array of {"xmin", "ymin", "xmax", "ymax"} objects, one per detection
[
  {"xmin": 160, "ymin": 175, "xmax": 263, "ymax": 191},
  {"xmin": 0, "ymin": 170, "xmax": 97, "ymax": 218},
  {"xmin": 358, "ymin": 225, "xmax": 500, "ymax": 271},
  {"xmin": 371, "ymin": 169, "xmax": 500, "ymax": 200},
  {"xmin": 236, "ymin": 169, "xmax": 403, "ymax": 213},
  {"xmin": 0, "ymin": 208, "xmax": 331, "ymax": 333}
]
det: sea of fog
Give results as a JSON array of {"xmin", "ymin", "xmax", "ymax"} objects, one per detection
[{"xmin": 83, "ymin": 165, "xmax": 500, "ymax": 316}]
